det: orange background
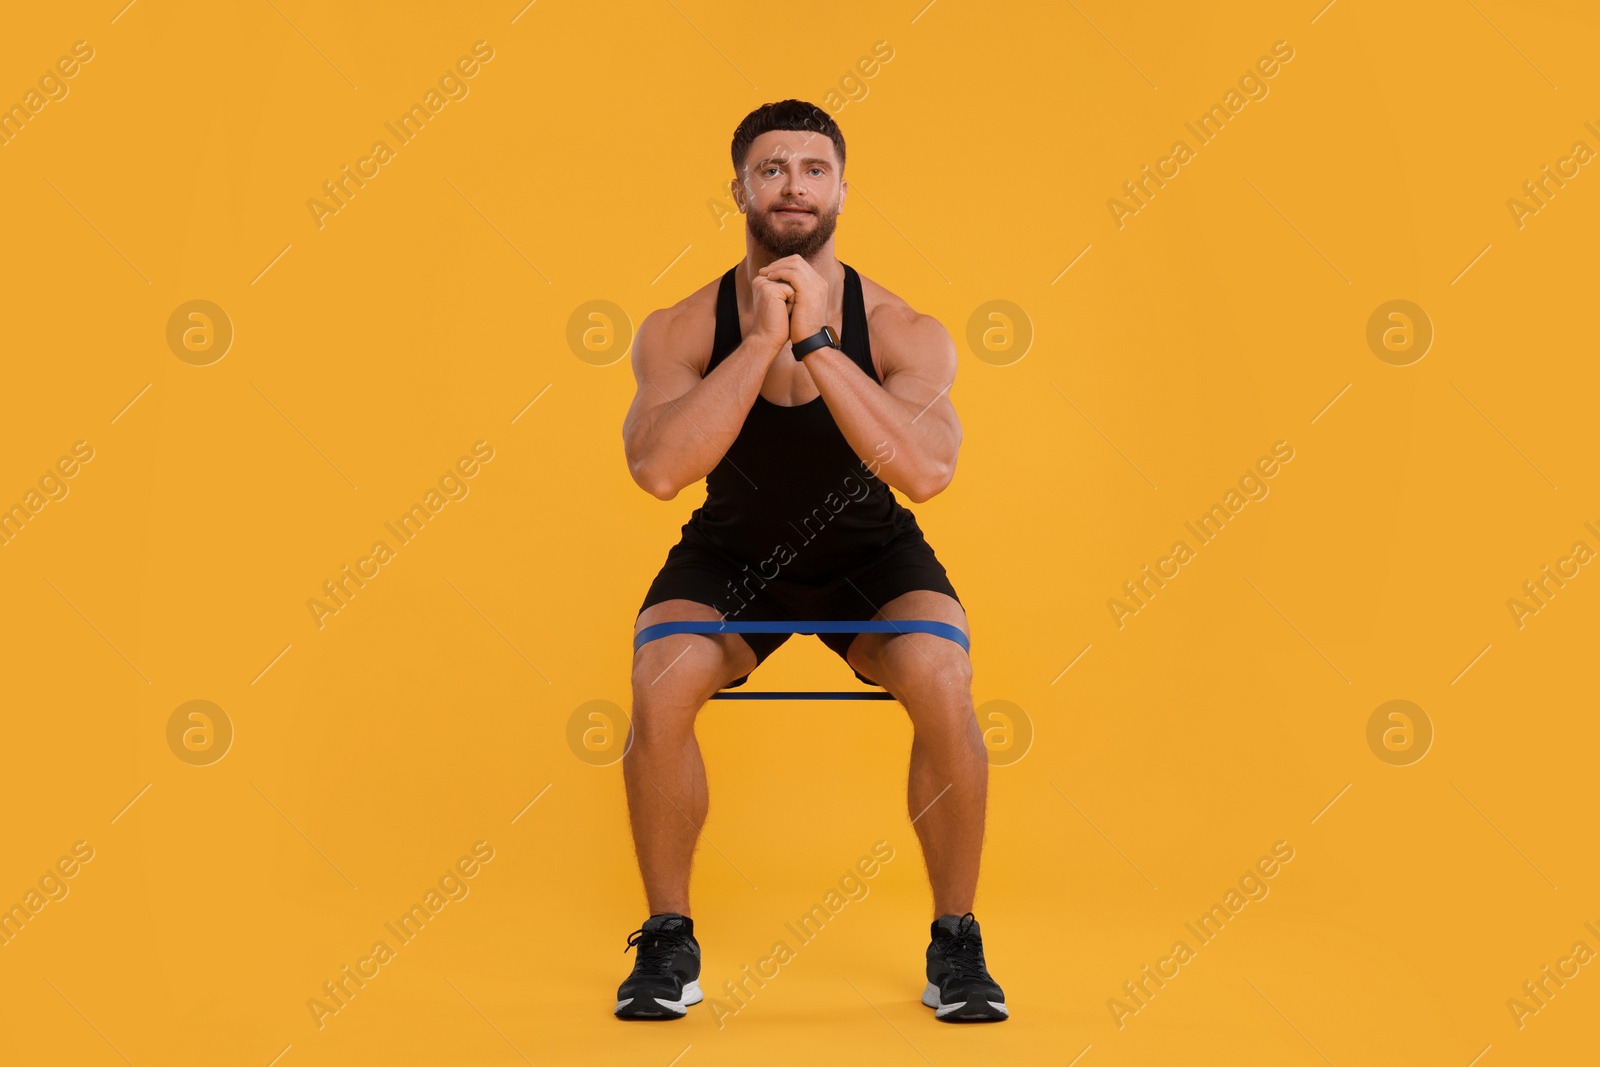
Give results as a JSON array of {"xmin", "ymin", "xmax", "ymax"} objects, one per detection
[{"xmin": 1, "ymin": 1, "xmax": 1597, "ymax": 1064}]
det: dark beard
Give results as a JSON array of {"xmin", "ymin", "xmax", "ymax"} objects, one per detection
[{"xmin": 747, "ymin": 204, "xmax": 839, "ymax": 259}]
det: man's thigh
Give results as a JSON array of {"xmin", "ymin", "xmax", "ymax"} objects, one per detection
[
  {"xmin": 633, "ymin": 599, "xmax": 761, "ymax": 699},
  {"xmin": 842, "ymin": 589, "xmax": 971, "ymax": 690}
]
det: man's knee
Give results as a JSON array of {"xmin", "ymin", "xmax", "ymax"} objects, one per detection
[
  {"xmin": 876, "ymin": 634, "xmax": 973, "ymax": 696},
  {"xmin": 629, "ymin": 636, "xmax": 730, "ymax": 736}
]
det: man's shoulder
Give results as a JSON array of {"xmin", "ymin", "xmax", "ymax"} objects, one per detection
[
  {"xmin": 649, "ymin": 273, "xmax": 722, "ymax": 329},
  {"xmin": 640, "ymin": 274, "xmax": 723, "ymax": 364},
  {"xmin": 856, "ymin": 270, "xmax": 954, "ymax": 361}
]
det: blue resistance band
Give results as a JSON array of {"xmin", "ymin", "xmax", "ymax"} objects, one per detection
[
  {"xmin": 633, "ymin": 619, "xmax": 970, "ymax": 653},
  {"xmin": 632, "ymin": 619, "xmax": 970, "ymax": 701}
]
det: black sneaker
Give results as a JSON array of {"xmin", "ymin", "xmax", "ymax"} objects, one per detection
[
  {"xmin": 923, "ymin": 912, "xmax": 1008, "ymax": 1022},
  {"xmin": 615, "ymin": 913, "xmax": 703, "ymax": 1019}
]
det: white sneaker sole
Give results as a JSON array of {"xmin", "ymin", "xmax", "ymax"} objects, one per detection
[
  {"xmin": 616, "ymin": 979, "xmax": 703, "ymax": 1018},
  {"xmin": 922, "ymin": 981, "xmax": 1008, "ymax": 1020}
]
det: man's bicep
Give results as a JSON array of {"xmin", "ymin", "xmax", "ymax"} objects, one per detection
[
  {"xmin": 624, "ymin": 310, "xmax": 702, "ymax": 433},
  {"xmin": 879, "ymin": 315, "xmax": 960, "ymax": 432}
]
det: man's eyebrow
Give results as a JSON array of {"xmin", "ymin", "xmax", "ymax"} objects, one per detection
[{"xmin": 754, "ymin": 156, "xmax": 833, "ymax": 169}]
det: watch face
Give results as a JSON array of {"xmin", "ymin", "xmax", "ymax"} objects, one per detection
[{"xmin": 823, "ymin": 324, "xmax": 840, "ymax": 346}]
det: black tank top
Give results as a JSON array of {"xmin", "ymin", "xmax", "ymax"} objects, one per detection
[{"xmin": 682, "ymin": 261, "xmax": 918, "ymax": 580}]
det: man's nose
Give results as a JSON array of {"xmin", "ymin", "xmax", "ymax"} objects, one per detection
[{"xmin": 780, "ymin": 166, "xmax": 807, "ymax": 197}]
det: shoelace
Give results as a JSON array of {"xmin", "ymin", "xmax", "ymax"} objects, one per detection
[
  {"xmin": 623, "ymin": 926, "xmax": 693, "ymax": 978},
  {"xmin": 940, "ymin": 912, "xmax": 991, "ymax": 984}
]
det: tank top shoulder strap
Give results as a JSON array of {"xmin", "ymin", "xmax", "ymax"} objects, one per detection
[
  {"xmin": 705, "ymin": 265, "xmax": 742, "ymax": 376},
  {"xmin": 840, "ymin": 262, "xmax": 878, "ymax": 384}
]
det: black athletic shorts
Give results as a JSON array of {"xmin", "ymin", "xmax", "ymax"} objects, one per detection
[{"xmin": 637, "ymin": 527, "xmax": 962, "ymax": 689}]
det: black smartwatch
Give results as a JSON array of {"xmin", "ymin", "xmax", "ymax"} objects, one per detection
[{"xmin": 791, "ymin": 324, "xmax": 841, "ymax": 361}]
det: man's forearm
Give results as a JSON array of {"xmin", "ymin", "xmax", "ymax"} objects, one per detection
[
  {"xmin": 799, "ymin": 347, "xmax": 957, "ymax": 501},
  {"xmin": 629, "ymin": 330, "xmax": 787, "ymax": 497}
]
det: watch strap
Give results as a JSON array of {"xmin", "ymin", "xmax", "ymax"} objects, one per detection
[{"xmin": 791, "ymin": 324, "xmax": 840, "ymax": 360}]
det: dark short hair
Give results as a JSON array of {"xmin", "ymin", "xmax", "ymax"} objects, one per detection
[{"xmin": 730, "ymin": 99, "xmax": 846, "ymax": 175}]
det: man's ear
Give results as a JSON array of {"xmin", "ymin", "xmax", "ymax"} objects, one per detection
[{"xmin": 730, "ymin": 177, "xmax": 745, "ymax": 213}]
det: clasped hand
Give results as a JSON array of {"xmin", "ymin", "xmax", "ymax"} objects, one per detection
[{"xmin": 756, "ymin": 256, "xmax": 830, "ymax": 344}]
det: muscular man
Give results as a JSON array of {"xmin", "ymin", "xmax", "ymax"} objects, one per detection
[{"xmin": 614, "ymin": 100, "xmax": 1007, "ymax": 1024}]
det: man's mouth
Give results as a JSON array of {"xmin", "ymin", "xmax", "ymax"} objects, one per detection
[{"xmin": 774, "ymin": 206, "xmax": 812, "ymax": 215}]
